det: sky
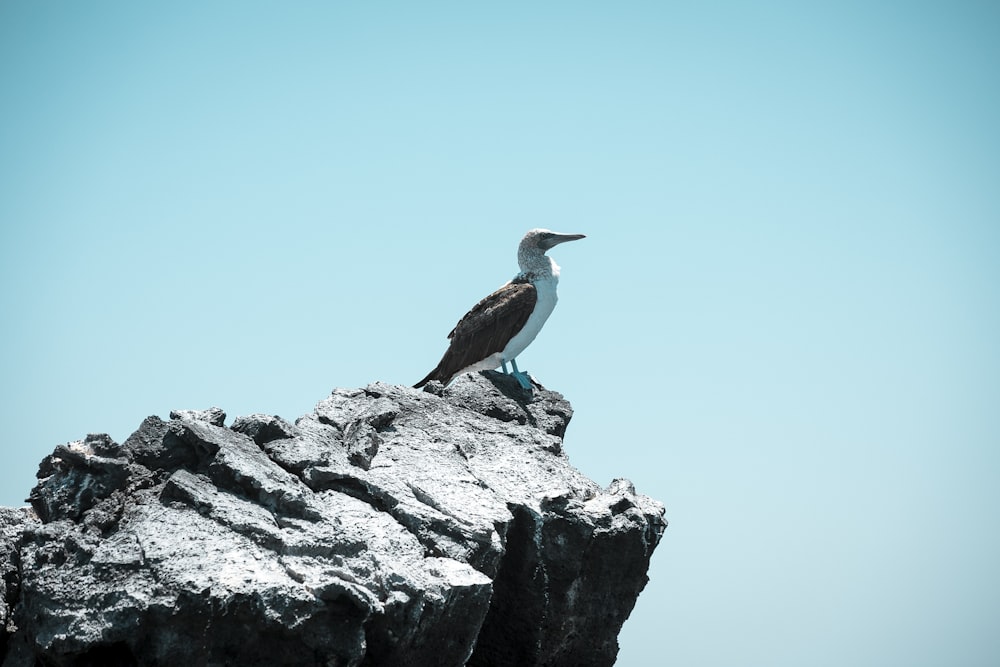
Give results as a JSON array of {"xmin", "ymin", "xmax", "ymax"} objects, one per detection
[{"xmin": 2, "ymin": 2, "xmax": 999, "ymax": 665}]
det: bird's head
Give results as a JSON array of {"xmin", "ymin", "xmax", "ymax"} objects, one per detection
[
  {"xmin": 520, "ymin": 228, "xmax": 586, "ymax": 254},
  {"xmin": 516, "ymin": 228, "xmax": 585, "ymax": 277}
]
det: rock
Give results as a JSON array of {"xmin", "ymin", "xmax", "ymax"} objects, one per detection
[
  {"xmin": 27, "ymin": 433, "xmax": 132, "ymax": 524},
  {"xmin": 169, "ymin": 407, "xmax": 227, "ymax": 426},
  {"xmin": 230, "ymin": 414, "xmax": 297, "ymax": 446},
  {"xmin": 0, "ymin": 373, "xmax": 666, "ymax": 666},
  {"xmin": 1, "ymin": 507, "xmax": 37, "ymax": 657}
]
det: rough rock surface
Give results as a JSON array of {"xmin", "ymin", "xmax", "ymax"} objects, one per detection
[{"xmin": 0, "ymin": 372, "xmax": 666, "ymax": 667}]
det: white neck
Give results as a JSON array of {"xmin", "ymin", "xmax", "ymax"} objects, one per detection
[{"xmin": 517, "ymin": 250, "xmax": 559, "ymax": 281}]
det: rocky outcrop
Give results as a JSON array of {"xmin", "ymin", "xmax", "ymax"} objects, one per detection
[{"xmin": 0, "ymin": 373, "xmax": 666, "ymax": 667}]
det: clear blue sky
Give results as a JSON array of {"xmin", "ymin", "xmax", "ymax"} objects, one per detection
[{"xmin": 2, "ymin": 2, "xmax": 998, "ymax": 665}]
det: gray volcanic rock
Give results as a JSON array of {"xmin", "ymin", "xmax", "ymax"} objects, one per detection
[
  {"xmin": 0, "ymin": 372, "xmax": 666, "ymax": 667},
  {"xmin": 0, "ymin": 507, "xmax": 36, "ymax": 655}
]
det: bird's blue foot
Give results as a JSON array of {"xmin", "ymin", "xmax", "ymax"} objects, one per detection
[
  {"xmin": 510, "ymin": 359, "xmax": 533, "ymax": 391},
  {"xmin": 512, "ymin": 371, "xmax": 532, "ymax": 390}
]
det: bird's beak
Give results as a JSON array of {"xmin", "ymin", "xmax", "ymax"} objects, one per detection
[{"xmin": 541, "ymin": 232, "xmax": 586, "ymax": 250}]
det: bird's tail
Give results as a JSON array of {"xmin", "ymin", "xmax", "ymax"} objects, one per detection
[
  {"xmin": 414, "ymin": 367, "xmax": 450, "ymax": 388},
  {"xmin": 413, "ymin": 370, "xmax": 436, "ymax": 389}
]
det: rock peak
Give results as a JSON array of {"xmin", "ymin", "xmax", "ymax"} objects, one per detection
[{"xmin": 0, "ymin": 372, "xmax": 666, "ymax": 666}]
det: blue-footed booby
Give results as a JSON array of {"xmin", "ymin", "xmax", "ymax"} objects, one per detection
[{"xmin": 414, "ymin": 228, "xmax": 585, "ymax": 390}]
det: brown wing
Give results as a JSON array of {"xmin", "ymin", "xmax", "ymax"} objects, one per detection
[{"xmin": 414, "ymin": 282, "xmax": 537, "ymax": 387}]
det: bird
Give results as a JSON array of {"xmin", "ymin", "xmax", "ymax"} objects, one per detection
[{"xmin": 414, "ymin": 228, "xmax": 585, "ymax": 391}]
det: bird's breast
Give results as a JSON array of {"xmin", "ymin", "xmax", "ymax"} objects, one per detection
[{"xmin": 501, "ymin": 277, "xmax": 558, "ymax": 362}]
